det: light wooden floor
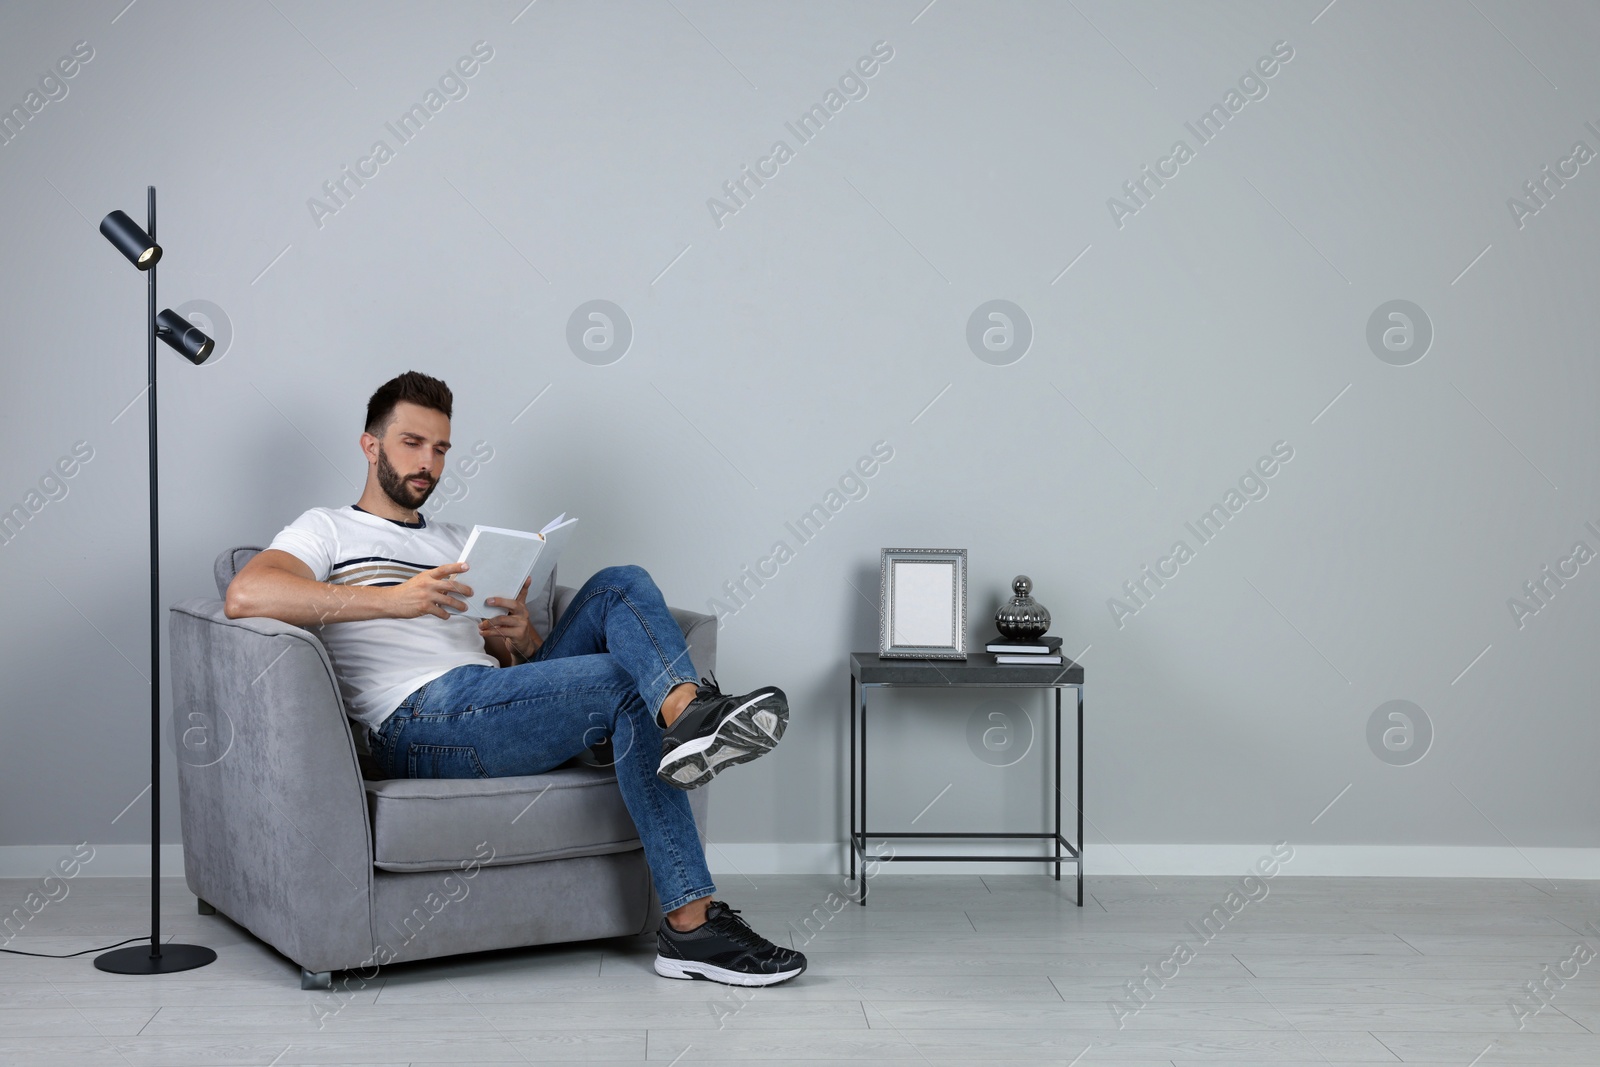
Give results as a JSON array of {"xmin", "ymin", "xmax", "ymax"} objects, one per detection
[{"xmin": 1, "ymin": 873, "xmax": 1597, "ymax": 1064}]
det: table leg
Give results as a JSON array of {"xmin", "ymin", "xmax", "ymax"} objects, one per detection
[
  {"xmin": 850, "ymin": 673, "xmax": 857, "ymax": 887},
  {"xmin": 860, "ymin": 685, "xmax": 869, "ymax": 906},
  {"xmin": 1077, "ymin": 683, "xmax": 1085, "ymax": 907},
  {"xmin": 1054, "ymin": 686, "xmax": 1062, "ymax": 882}
]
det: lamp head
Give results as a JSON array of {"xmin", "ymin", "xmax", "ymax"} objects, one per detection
[
  {"xmin": 156, "ymin": 308, "xmax": 215, "ymax": 365},
  {"xmin": 100, "ymin": 210, "xmax": 162, "ymax": 270}
]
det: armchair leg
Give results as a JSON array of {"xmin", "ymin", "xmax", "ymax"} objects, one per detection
[
  {"xmin": 196, "ymin": 899, "xmax": 217, "ymax": 916},
  {"xmin": 301, "ymin": 968, "xmax": 332, "ymax": 991}
]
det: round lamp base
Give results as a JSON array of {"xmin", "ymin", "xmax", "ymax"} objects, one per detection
[{"xmin": 94, "ymin": 942, "xmax": 217, "ymax": 975}]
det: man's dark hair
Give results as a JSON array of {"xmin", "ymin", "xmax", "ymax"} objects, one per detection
[{"xmin": 365, "ymin": 371, "xmax": 452, "ymax": 437}]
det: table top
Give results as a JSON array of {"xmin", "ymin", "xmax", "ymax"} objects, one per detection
[{"xmin": 850, "ymin": 651, "xmax": 1084, "ymax": 686}]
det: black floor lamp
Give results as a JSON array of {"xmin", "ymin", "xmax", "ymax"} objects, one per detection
[{"xmin": 94, "ymin": 186, "xmax": 218, "ymax": 975}]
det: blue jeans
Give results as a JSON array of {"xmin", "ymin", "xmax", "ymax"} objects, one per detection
[{"xmin": 369, "ymin": 565, "xmax": 715, "ymax": 913}]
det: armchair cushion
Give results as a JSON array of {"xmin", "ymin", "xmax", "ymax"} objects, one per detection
[{"xmin": 365, "ymin": 767, "xmax": 642, "ymax": 873}]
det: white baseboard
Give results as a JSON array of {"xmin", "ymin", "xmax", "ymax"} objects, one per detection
[
  {"xmin": 4, "ymin": 843, "xmax": 1599, "ymax": 880},
  {"xmin": 0, "ymin": 845, "xmax": 186, "ymax": 880},
  {"xmin": 702, "ymin": 842, "xmax": 1600, "ymax": 879},
  {"xmin": 1092, "ymin": 844, "xmax": 1600, "ymax": 879}
]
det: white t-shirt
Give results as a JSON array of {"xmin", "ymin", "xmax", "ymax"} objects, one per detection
[{"xmin": 265, "ymin": 504, "xmax": 497, "ymax": 734}]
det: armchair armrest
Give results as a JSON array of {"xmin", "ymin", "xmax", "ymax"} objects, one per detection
[{"xmin": 169, "ymin": 596, "xmax": 375, "ymax": 972}]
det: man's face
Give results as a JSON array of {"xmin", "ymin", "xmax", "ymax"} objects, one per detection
[{"xmin": 372, "ymin": 402, "xmax": 449, "ymax": 510}]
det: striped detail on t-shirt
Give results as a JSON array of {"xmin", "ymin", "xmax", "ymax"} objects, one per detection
[{"xmin": 328, "ymin": 555, "xmax": 437, "ymax": 588}]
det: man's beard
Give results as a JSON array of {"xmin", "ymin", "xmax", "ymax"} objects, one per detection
[{"xmin": 377, "ymin": 444, "xmax": 436, "ymax": 510}]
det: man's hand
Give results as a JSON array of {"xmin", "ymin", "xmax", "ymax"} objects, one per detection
[
  {"xmin": 390, "ymin": 562, "xmax": 474, "ymax": 620},
  {"xmin": 480, "ymin": 575, "xmax": 542, "ymax": 662}
]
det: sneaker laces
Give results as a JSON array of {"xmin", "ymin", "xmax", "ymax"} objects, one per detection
[{"xmin": 703, "ymin": 901, "xmax": 771, "ymax": 951}]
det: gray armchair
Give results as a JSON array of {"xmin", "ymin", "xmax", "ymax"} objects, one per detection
[{"xmin": 168, "ymin": 547, "xmax": 713, "ymax": 988}]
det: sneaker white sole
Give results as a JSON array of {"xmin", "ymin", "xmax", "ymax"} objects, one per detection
[
  {"xmin": 657, "ymin": 690, "xmax": 787, "ymax": 790},
  {"xmin": 655, "ymin": 953, "xmax": 806, "ymax": 986}
]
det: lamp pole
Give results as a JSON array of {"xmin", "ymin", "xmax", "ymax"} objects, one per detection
[
  {"xmin": 94, "ymin": 186, "xmax": 217, "ymax": 975},
  {"xmin": 144, "ymin": 183, "xmax": 168, "ymax": 966}
]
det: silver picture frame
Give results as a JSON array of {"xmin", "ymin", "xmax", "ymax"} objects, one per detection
[{"xmin": 879, "ymin": 548, "xmax": 967, "ymax": 659}]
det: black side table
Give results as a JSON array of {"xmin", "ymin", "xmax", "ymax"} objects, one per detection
[{"xmin": 849, "ymin": 651, "xmax": 1085, "ymax": 905}]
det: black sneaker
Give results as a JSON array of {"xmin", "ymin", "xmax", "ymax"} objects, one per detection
[
  {"xmin": 656, "ymin": 673, "xmax": 787, "ymax": 790},
  {"xmin": 655, "ymin": 900, "xmax": 807, "ymax": 986}
]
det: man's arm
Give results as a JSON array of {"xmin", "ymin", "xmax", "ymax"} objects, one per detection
[
  {"xmin": 225, "ymin": 550, "xmax": 473, "ymax": 627},
  {"xmin": 224, "ymin": 550, "xmax": 393, "ymax": 626}
]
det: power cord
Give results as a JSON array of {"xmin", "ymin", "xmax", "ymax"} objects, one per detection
[{"xmin": 0, "ymin": 936, "xmax": 149, "ymax": 958}]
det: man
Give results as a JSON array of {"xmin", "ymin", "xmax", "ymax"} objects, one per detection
[{"xmin": 225, "ymin": 370, "xmax": 804, "ymax": 986}]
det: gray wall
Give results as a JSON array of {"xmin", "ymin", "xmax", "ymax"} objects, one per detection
[{"xmin": 4, "ymin": 0, "xmax": 1598, "ymax": 867}]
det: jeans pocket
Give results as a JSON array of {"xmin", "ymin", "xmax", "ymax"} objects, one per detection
[{"xmin": 407, "ymin": 743, "xmax": 490, "ymax": 780}]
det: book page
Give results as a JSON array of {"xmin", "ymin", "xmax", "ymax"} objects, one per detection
[{"xmin": 525, "ymin": 516, "xmax": 578, "ymax": 603}]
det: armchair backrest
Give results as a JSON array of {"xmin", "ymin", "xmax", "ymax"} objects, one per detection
[{"xmin": 214, "ymin": 547, "xmax": 265, "ymax": 600}]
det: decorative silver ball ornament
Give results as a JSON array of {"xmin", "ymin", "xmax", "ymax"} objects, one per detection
[{"xmin": 994, "ymin": 575, "xmax": 1051, "ymax": 640}]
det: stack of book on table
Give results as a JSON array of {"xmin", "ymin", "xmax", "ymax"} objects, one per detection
[{"xmin": 987, "ymin": 635, "xmax": 1064, "ymax": 665}]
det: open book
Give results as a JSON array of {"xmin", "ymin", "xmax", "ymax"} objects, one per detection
[{"xmin": 448, "ymin": 514, "xmax": 579, "ymax": 619}]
